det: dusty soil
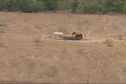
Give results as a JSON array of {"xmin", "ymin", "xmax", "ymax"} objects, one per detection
[{"xmin": 0, "ymin": 12, "xmax": 126, "ymax": 83}]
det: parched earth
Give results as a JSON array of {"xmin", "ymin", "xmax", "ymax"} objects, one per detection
[{"xmin": 0, "ymin": 12, "xmax": 126, "ymax": 83}]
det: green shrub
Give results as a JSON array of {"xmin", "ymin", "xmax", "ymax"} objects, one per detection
[
  {"xmin": 0, "ymin": 0, "xmax": 126, "ymax": 13},
  {"xmin": 20, "ymin": 0, "xmax": 45, "ymax": 12}
]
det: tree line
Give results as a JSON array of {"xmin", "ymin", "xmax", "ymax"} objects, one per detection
[{"xmin": 0, "ymin": 0, "xmax": 126, "ymax": 14}]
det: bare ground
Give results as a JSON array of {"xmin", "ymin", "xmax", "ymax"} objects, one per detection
[{"xmin": 0, "ymin": 12, "xmax": 126, "ymax": 83}]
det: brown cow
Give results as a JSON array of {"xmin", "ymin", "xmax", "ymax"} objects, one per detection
[{"xmin": 72, "ymin": 32, "xmax": 83, "ymax": 40}]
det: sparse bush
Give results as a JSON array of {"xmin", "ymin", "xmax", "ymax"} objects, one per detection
[
  {"xmin": 118, "ymin": 35, "xmax": 124, "ymax": 40},
  {"xmin": 45, "ymin": 65, "xmax": 58, "ymax": 77},
  {"xmin": 20, "ymin": 0, "xmax": 45, "ymax": 13},
  {"xmin": 0, "ymin": 22, "xmax": 7, "ymax": 33},
  {"xmin": 0, "ymin": 28, "xmax": 6, "ymax": 33},
  {"xmin": 68, "ymin": 0, "xmax": 79, "ymax": 12},
  {"xmin": 123, "ymin": 66, "xmax": 126, "ymax": 72},
  {"xmin": 0, "ymin": 23, "xmax": 6, "ymax": 27},
  {"xmin": 33, "ymin": 37, "xmax": 42, "ymax": 48},
  {"xmin": 104, "ymin": 39, "xmax": 114, "ymax": 47}
]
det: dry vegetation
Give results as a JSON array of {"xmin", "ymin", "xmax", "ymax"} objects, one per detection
[
  {"xmin": 0, "ymin": 12, "xmax": 126, "ymax": 83},
  {"xmin": 104, "ymin": 39, "xmax": 114, "ymax": 47}
]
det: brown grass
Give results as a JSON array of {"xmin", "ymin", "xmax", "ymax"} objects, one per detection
[{"xmin": 0, "ymin": 12, "xmax": 126, "ymax": 83}]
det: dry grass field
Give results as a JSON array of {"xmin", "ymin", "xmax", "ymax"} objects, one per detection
[{"xmin": 0, "ymin": 12, "xmax": 126, "ymax": 83}]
